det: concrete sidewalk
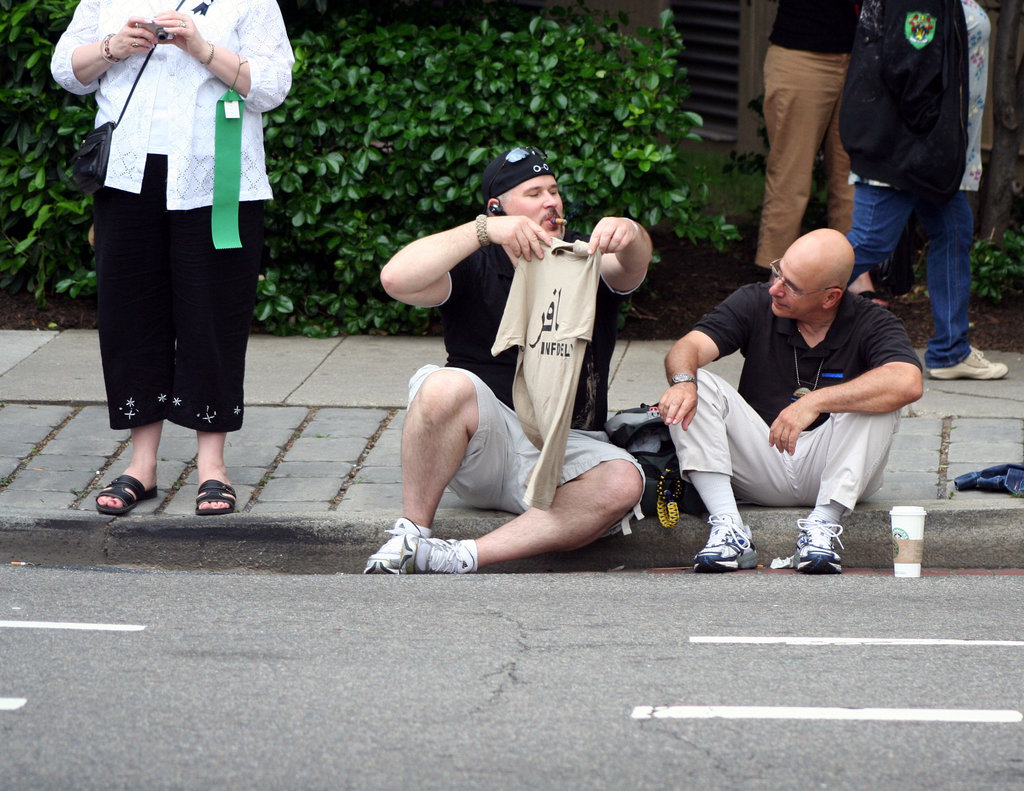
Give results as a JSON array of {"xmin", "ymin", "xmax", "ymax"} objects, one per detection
[{"xmin": 1, "ymin": 329, "xmax": 1022, "ymax": 573}]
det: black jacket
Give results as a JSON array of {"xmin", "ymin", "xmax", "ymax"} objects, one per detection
[{"xmin": 839, "ymin": 0, "xmax": 968, "ymax": 205}]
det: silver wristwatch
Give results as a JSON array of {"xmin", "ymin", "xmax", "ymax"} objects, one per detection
[{"xmin": 670, "ymin": 372, "xmax": 697, "ymax": 385}]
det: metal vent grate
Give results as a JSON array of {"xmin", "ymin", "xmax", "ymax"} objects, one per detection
[{"xmin": 671, "ymin": 0, "xmax": 741, "ymax": 141}]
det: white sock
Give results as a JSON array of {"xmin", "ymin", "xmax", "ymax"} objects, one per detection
[
  {"xmin": 687, "ymin": 471, "xmax": 744, "ymax": 532},
  {"xmin": 458, "ymin": 539, "xmax": 478, "ymax": 573},
  {"xmin": 807, "ymin": 501, "xmax": 845, "ymax": 526}
]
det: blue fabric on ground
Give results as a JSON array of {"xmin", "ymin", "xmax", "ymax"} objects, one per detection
[{"xmin": 953, "ymin": 464, "xmax": 1024, "ymax": 494}]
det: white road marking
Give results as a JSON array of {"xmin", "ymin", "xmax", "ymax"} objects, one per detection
[
  {"xmin": 690, "ymin": 636, "xmax": 1024, "ymax": 647},
  {"xmin": 0, "ymin": 620, "xmax": 145, "ymax": 632},
  {"xmin": 1, "ymin": 699, "xmax": 27, "ymax": 711},
  {"xmin": 632, "ymin": 705, "xmax": 1023, "ymax": 723}
]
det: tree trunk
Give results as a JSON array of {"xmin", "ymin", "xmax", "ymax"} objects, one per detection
[{"xmin": 978, "ymin": 0, "xmax": 1024, "ymax": 241}]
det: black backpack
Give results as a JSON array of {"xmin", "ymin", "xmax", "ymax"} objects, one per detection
[{"xmin": 605, "ymin": 404, "xmax": 706, "ymax": 527}]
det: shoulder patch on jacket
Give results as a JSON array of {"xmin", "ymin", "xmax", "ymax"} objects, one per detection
[{"xmin": 905, "ymin": 12, "xmax": 937, "ymax": 48}]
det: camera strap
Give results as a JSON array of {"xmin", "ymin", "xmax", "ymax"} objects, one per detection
[
  {"xmin": 111, "ymin": 50, "xmax": 154, "ymax": 130},
  {"xmin": 111, "ymin": 0, "xmax": 187, "ymax": 129}
]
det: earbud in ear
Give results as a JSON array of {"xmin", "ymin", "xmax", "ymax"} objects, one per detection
[{"xmin": 488, "ymin": 202, "xmax": 505, "ymax": 216}]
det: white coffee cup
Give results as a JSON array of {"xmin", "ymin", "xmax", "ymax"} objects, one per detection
[{"xmin": 890, "ymin": 505, "xmax": 926, "ymax": 577}]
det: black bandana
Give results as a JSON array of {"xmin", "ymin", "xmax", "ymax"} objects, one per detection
[{"xmin": 480, "ymin": 148, "xmax": 555, "ymax": 203}]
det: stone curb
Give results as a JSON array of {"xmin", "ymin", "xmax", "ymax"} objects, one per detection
[{"xmin": 3, "ymin": 499, "xmax": 1022, "ymax": 574}]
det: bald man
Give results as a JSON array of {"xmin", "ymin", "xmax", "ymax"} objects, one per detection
[{"xmin": 658, "ymin": 229, "xmax": 923, "ymax": 574}]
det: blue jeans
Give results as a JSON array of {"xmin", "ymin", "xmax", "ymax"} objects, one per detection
[{"xmin": 846, "ymin": 184, "xmax": 973, "ymax": 369}]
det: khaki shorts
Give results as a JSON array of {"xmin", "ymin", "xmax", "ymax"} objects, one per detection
[{"xmin": 409, "ymin": 365, "xmax": 643, "ymax": 515}]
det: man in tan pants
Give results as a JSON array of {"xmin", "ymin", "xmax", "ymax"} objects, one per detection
[{"xmin": 756, "ymin": 0, "xmax": 857, "ymax": 270}]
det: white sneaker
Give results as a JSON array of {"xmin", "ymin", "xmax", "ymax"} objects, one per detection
[
  {"xmin": 363, "ymin": 518, "xmax": 431, "ymax": 574},
  {"xmin": 694, "ymin": 514, "xmax": 758, "ymax": 573},
  {"xmin": 928, "ymin": 347, "xmax": 1008, "ymax": 380},
  {"xmin": 364, "ymin": 531, "xmax": 476, "ymax": 575},
  {"xmin": 796, "ymin": 517, "xmax": 844, "ymax": 575},
  {"xmin": 413, "ymin": 537, "xmax": 477, "ymax": 574}
]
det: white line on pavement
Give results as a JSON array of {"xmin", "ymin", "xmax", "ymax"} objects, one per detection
[
  {"xmin": 632, "ymin": 706, "xmax": 1023, "ymax": 723},
  {"xmin": 1, "ymin": 699, "xmax": 27, "ymax": 711},
  {"xmin": 0, "ymin": 620, "xmax": 145, "ymax": 632},
  {"xmin": 689, "ymin": 636, "xmax": 1024, "ymax": 647}
]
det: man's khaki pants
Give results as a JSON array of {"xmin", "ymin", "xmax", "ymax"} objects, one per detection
[
  {"xmin": 669, "ymin": 370, "xmax": 898, "ymax": 512},
  {"xmin": 756, "ymin": 44, "xmax": 854, "ymax": 269}
]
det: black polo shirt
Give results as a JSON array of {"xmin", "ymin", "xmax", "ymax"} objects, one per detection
[
  {"xmin": 440, "ymin": 230, "xmax": 624, "ymax": 432},
  {"xmin": 695, "ymin": 283, "xmax": 922, "ymax": 428}
]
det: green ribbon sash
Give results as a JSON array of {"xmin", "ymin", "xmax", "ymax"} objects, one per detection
[{"xmin": 212, "ymin": 89, "xmax": 243, "ymax": 250}]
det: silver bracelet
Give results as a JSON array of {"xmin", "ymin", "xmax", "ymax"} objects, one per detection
[{"xmin": 475, "ymin": 214, "xmax": 490, "ymax": 247}]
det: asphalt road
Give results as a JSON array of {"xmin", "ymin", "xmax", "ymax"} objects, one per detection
[{"xmin": 2, "ymin": 566, "xmax": 1023, "ymax": 790}]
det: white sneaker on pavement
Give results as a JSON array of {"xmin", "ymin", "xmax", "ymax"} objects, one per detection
[
  {"xmin": 412, "ymin": 537, "xmax": 478, "ymax": 574},
  {"xmin": 694, "ymin": 514, "xmax": 758, "ymax": 573},
  {"xmin": 364, "ymin": 516, "xmax": 477, "ymax": 575},
  {"xmin": 796, "ymin": 517, "xmax": 844, "ymax": 575},
  {"xmin": 363, "ymin": 518, "xmax": 431, "ymax": 574},
  {"xmin": 928, "ymin": 347, "xmax": 1008, "ymax": 380}
]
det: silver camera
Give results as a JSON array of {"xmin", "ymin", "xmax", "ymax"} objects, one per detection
[{"xmin": 141, "ymin": 21, "xmax": 173, "ymax": 42}]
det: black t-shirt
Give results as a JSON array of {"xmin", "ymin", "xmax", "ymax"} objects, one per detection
[
  {"xmin": 440, "ymin": 230, "xmax": 624, "ymax": 432},
  {"xmin": 695, "ymin": 283, "xmax": 922, "ymax": 428},
  {"xmin": 770, "ymin": 0, "xmax": 858, "ymax": 54}
]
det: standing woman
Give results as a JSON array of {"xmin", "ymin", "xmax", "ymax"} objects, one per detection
[{"xmin": 51, "ymin": 2, "xmax": 294, "ymax": 514}]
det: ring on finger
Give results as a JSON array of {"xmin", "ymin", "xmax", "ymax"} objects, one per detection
[{"xmin": 180, "ymin": 20, "xmax": 187, "ymax": 28}]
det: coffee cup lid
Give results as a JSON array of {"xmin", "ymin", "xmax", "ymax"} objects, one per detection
[{"xmin": 889, "ymin": 505, "xmax": 927, "ymax": 516}]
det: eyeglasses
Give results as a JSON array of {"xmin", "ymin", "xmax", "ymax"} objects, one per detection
[
  {"xmin": 768, "ymin": 259, "xmax": 841, "ymax": 299},
  {"xmin": 486, "ymin": 146, "xmax": 548, "ymax": 198}
]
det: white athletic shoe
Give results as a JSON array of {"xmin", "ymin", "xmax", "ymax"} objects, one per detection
[
  {"xmin": 928, "ymin": 348, "xmax": 1008, "ymax": 380},
  {"xmin": 694, "ymin": 514, "xmax": 758, "ymax": 573},
  {"xmin": 796, "ymin": 517, "xmax": 844, "ymax": 575},
  {"xmin": 413, "ymin": 537, "xmax": 477, "ymax": 574},
  {"xmin": 363, "ymin": 518, "xmax": 431, "ymax": 574},
  {"xmin": 364, "ymin": 518, "xmax": 476, "ymax": 575}
]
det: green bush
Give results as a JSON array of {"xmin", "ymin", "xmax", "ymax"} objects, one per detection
[
  {"xmin": 0, "ymin": 0, "xmax": 95, "ymax": 301},
  {"xmin": 261, "ymin": 5, "xmax": 735, "ymax": 336},
  {"xmin": 2, "ymin": 0, "xmax": 735, "ymax": 336},
  {"xmin": 970, "ymin": 230, "xmax": 1024, "ymax": 303}
]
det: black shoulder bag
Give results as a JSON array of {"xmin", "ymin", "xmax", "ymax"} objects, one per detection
[
  {"xmin": 71, "ymin": 45, "xmax": 155, "ymax": 194},
  {"xmin": 605, "ymin": 404, "xmax": 706, "ymax": 527}
]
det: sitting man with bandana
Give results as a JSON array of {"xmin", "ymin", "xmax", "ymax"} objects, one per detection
[
  {"xmin": 657, "ymin": 229, "xmax": 923, "ymax": 575},
  {"xmin": 364, "ymin": 147, "xmax": 652, "ymax": 574}
]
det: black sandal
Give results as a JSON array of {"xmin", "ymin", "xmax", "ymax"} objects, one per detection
[
  {"xmin": 95, "ymin": 474, "xmax": 157, "ymax": 516},
  {"xmin": 195, "ymin": 479, "xmax": 236, "ymax": 515}
]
